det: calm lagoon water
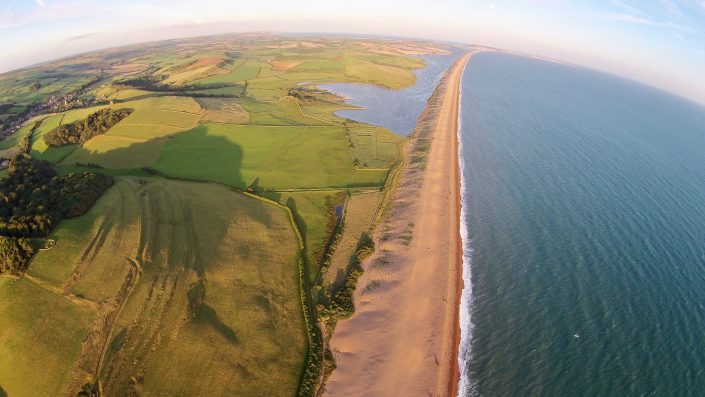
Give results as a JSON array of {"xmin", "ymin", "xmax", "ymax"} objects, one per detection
[
  {"xmin": 319, "ymin": 50, "xmax": 461, "ymax": 135},
  {"xmin": 458, "ymin": 52, "xmax": 705, "ymax": 396}
]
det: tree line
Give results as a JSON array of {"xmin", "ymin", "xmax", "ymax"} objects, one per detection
[
  {"xmin": 0, "ymin": 155, "xmax": 113, "ymax": 274},
  {"xmin": 43, "ymin": 108, "xmax": 133, "ymax": 146},
  {"xmin": 116, "ymin": 74, "xmax": 246, "ymax": 98}
]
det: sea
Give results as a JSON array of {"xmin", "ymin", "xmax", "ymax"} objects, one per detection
[{"xmin": 457, "ymin": 52, "xmax": 705, "ymax": 396}]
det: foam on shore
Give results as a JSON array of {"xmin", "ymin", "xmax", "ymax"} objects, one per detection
[{"xmin": 456, "ymin": 59, "xmax": 478, "ymax": 397}]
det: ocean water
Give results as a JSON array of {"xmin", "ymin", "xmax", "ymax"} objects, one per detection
[
  {"xmin": 319, "ymin": 51, "xmax": 461, "ymax": 135},
  {"xmin": 457, "ymin": 52, "xmax": 705, "ymax": 396}
]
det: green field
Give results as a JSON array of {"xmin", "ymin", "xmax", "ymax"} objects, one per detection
[
  {"xmin": 4, "ymin": 178, "xmax": 307, "ymax": 396},
  {"xmin": 62, "ymin": 135, "xmax": 167, "ymax": 168},
  {"xmin": 344, "ymin": 61, "xmax": 417, "ymax": 89},
  {"xmin": 153, "ymin": 123, "xmax": 389, "ymax": 189},
  {"xmin": 348, "ymin": 126, "xmax": 403, "ymax": 168},
  {"xmin": 264, "ymin": 190, "xmax": 348, "ymax": 281},
  {"xmin": 0, "ymin": 34, "xmax": 452, "ymax": 396},
  {"xmin": 0, "ymin": 278, "xmax": 96, "ymax": 397}
]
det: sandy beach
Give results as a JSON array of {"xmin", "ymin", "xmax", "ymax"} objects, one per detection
[{"xmin": 325, "ymin": 52, "xmax": 471, "ymax": 397}]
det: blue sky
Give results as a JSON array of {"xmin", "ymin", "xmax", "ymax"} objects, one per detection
[{"xmin": 0, "ymin": 0, "xmax": 704, "ymax": 104}]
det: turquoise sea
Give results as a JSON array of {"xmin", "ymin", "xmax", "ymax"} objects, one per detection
[{"xmin": 457, "ymin": 52, "xmax": 705, "ymax": 396}]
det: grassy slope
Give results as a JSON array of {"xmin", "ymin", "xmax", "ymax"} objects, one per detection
[
  {"xmin": 28, "ymin": 180, "xmax": 137, "ymax": 288},
  {"xmin": 4, "ymin": 178, "xmax": 307, "ymax": 396},
  {"xmin": 0, "ymin": 278, "xmax": 95, "ymax": 397},
  {"xmin": 0, "ymin": 122, "xmax": 32, "ymax": 150},
  {"xmin": 264, "ymin": 190, "xmax": 347, "ymax": 282},
  {"xmin": 62, "ymin": 135, "xmax": 167, "ymax": 169},
  {"xmin": 99, "ymin": 178, "xmax": 306, "ymax": 396}
]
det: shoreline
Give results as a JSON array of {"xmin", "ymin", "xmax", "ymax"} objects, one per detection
[
  {"xmin": 324, "ymin": 52, "xmax": 471, "ymax": 397},
  {"xmin": 448, "ymin": 57, "xmax": 469, "ymax": 397}
]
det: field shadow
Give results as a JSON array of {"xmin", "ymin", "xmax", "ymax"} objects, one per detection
[
  {"xmin": 0, "ymin": 384, "xmax": 7, "ymax": 397},
  {"xmin": 84, "ymin": 128, "xmax": 251, "ymax": 344},
  {"xmin": 285, "ymin": 196, "xmax": 309, "ymax": 241},
  {"xmin": 188, "ymin": 279, "xmax": 237, "ymax": 344},
  {"xmin": 68, "ymin": 126, "xmax": 247, "ymax": 190}
]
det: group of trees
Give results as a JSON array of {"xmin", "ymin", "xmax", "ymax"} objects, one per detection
[
  {"xmin": 287, "ymin": 87, "xmax": 338, "ymax": 104},
  {"xmin": 0, "ymin": 155, "xmax": 113, "ymax": 274},
  {"xmin": 115, "ymin": 73, "xmax": 245, "ymax": 98},
  {"xmin": 43, "ymin": 108, "xmax": 133, "ymax": 146},
  {"xmin": 19, "ymin": 120, "xmax": 40, "ymax": 154},
  {"xmin": 116, "ymin": 74, "xmax": 165, "ymax": 91},
  {"xmin": 318, "ymin": 233, "xmax": 374, "ymax": 322}
]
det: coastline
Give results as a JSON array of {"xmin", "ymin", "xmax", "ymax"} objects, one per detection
[
  {"xmin": 448, "ymin": 57, "xmax": 469, "ymax": 397},
  {"xmin": 325, "ymin": 52, "xmax": 471, "ymax": 397}
]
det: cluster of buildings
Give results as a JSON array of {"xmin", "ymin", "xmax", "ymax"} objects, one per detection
[{"xmin": 0, "ymin": 91, "xmax": 93, "ymax": 140}]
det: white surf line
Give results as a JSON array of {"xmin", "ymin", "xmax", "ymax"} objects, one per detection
[{"xmin": 456, "ymin": 53, "xmax": 478, "ymax": 397}]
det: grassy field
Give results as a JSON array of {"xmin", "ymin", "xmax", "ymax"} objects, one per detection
[
  {"xmin": 28, "ymin": 180, "xmax": 138, "ymax": 289},
  {"xmin": 344, "ymin": 61, "xmax": 417, "ymax": 89},
  {"xmin": 4, "ymin": 177, "xmax": 307, "ymax": 396},
  {"xmin": 192, "ymin": 60, "xmax": 262, "ymax": 85},
  {"xmin": 98, "ymin": 178, "xmax": 306, "ymax": 396},
  {"xmin": 30, "ymin": 114, "xmax": 75, "ymax": 162},
  {"xmin": 153, "ymin": 123, "xmax": 389, "ymax": 189},
  {"xmin": 0, "ymin": 278, "xmax": 96, "ymax": 397},
  {"xmin": 264, "ymin": 190, "xmax": 348, "ymax": 282},
  {"xmin": 62, "ymin": 135, "xmax": 167, "ymax": 168},
  {"xmin": 197, "ymin": 97, "xmax": 250, "ymax": 124},
  {"xmin": 105, "ymin": 109, "xmax": 201, "ymax": 140},
  {"xmin": 0, "ymin": 121, "xmax": 33, "ymax": 150},
  {"xmin": 348, "ymin": 125, "xmax": 403, "ymax": 168}
]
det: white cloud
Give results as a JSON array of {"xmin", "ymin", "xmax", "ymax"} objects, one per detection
[
  {"xmin": 659, "ymin": 0, "xmax": 684, "ymax": 17},
  {"xmin": 588, "ymin": 12, "xmax": 702, "ymax": 35},
  {"xmin": 610, "ymin": 0, "xmax": 647, "ymax": 17},
  {"xmin": 0, "ymin": 1, "xmax": 114, "ymax": 30}
]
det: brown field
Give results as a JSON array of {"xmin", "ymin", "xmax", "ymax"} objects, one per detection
[
  {"xmin": 109, "ymin": 63, "xmax": 149, "ymax": 76},
  {"xmin": 197, "ymin": 98, "xmax": 251, "ymax": 124},
  {"xmin": 188, "ymin": 56, "xmax": 225, "ymax": 69},
  {"xmin": 271, "ymin": 60, "xmax": 304, "ymax": 71},
  {"xmin": 0, "ymin": 147, "xmax": 21, "ymax": 159}
]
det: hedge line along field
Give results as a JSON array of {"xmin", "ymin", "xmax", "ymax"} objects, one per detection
[
  {"xmin": 2, "ymin": 177, "xmax": 307, "ymax": 396},
  {"xmin": 263, "ymin": 190, "xmax": 348, "ymax": 282},
  {"xmin": 0, "ymin": 34, "xmax": 455, "ymax": 396}
]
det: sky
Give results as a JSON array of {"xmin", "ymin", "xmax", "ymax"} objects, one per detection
[{"xmin": 0, "ymin": 0, "xmax": 704, "ymax": 104}]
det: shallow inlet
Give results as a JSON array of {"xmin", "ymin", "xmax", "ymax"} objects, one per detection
[{"xmin": 319, "ymin": 50, "xmax": 462, "ymax": 135}]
